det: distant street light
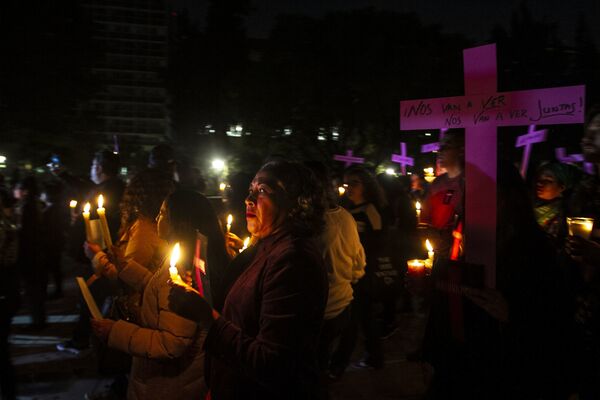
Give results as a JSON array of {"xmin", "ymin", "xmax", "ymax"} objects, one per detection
[{"xmin": 212, "ymin": 159, "xmax": 225, "ymax": 172}]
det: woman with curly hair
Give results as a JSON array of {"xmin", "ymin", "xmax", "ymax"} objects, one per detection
[
  {"xmin": 168, "ymin": 161, "xmax": 328, "ymax": 399},
  {"xmin": 84, "ymin": 168, "xmax": 175, "ymax": 315}
]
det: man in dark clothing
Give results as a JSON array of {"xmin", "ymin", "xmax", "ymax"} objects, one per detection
[
  {"xmin": 57, "ymin": 150, "xmax": 124, "ymax": 354},
  {"xmin": 40, "ymin": 182, "xmax": 67, "ymax": 299}
]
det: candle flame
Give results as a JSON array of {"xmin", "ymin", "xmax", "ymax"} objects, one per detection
[
  {"xmin": 170, "ymin": 242, "xmax": 180, "ymax": 269},
  {"xmin": 70, "ymin": 200, "xmax": 78, "ymax": 208},
  {"xmin": 415, "ymin": 201, "xmax": 421, "ymax": 211},
  {"xmin": 227, "ymin": 214, "xmax": 233, "ymax": 225},
  {"xmin": 219, "ymin": 182, "xmax": 227, "ymax": 191},
  {"xmin": 338, "ymin": 186, "xmax": 346, "ymax": 196},
  {"xmin": 425, "ymin": 239, "xmax": 433, "ymax": 252},
  {"xmin": 83, "ymin": 202, "xmax": 91, "ymax": 213},
  {"xmin": 97, "ymin": 194, "xmax": 104, "ymax": 209},
  {"xmin": 243, "ymin": 237, "xmax": 250, "ymax": 248}
]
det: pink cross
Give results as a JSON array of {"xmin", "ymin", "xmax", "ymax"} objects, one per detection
[
  {"xmin": 391, "ymin": 142, "xmax": 414, "ymax": 175},
  {"xmin": 556, "ymin": 147, "xmax": 595, "ymax": 175},
  {"xmin": 421, "ymin": 129, "xmax": 447, "ymax": 154},
  {"xmin": 400, "ymin": 43, "xmax": 585, "ymax": 288},
  {"xmin": 333, "ymin": 150, "xmax": 365, "ymax": 167},
  {"xmin": 516, "ymin": 125, "xmax": 547, "ymax": 178}
]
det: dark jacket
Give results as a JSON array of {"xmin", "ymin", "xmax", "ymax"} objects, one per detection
[{"xmin": 205, "ymin": 229, "xmax": 328, "ymax": 399}]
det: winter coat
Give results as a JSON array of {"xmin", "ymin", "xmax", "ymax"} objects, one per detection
[{"xmin": 108, "ymin": 258, "xmax": 207, "ymax": 400}]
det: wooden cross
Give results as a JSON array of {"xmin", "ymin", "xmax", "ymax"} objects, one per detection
[
  {"xmin": 400, "ymin": 43, "xmax": 584, "ymax": 287},
  {"xmin": 391, "ymin": 142, "xmax": 414, "ymax": 175},
  {"xmin": 516, "ymin": 125, "xmax": 547, "ymax": 178},
  {"xmin": 333, "ymin": 150, "xmax": 365, "ymax": 167}
]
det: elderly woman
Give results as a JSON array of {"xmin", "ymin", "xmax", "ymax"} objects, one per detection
[{"xmin": 169, "ymin": 161, "xmax": 328, "ymax": 399}]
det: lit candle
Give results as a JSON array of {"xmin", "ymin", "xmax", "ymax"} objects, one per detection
[
  {"xmin": 169, "ymin": 242, "xmax": 181, "ymax": 281},
  {"xmin": 82, "ymin": 202, "xmax": 92, "ymax": 241},
  {"xmin": 70, "ymin": 200, "xmax": 78, "ymax": 209},
  {"xmin": 415, "ymin": 201, "xmax": 421, "ymax": 224},
  {"xmin": 406, "ymin": 259, "xmax": 426, "ymax": 276},
  {"xmin": 425, "ymin": 239, "xmax": 434, "ymax": 269},
  {"xmin": 338, "ymin": 186, "xmax": 346, "ymax": 196},
  {"xmin": 219, "ymin": 182, "xmax": 227, "ymax": 192},
  {"xmin": 567, "ymin": 217, "xmax": 594, "ymax": 240},
  {"xmin": 97, "ymin": 195, "xmax": 113, "ymax": 248},
  {"xmin": 239, "ymin": 237, "xmax": 250, "ymax": 253},
  {"xmin": 226, "ymin": 214, "xmax": 233, "ymax": 233}
]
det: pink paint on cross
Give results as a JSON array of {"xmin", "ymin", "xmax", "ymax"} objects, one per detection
[
  {"xmin": 333, "ymin": 150, "xmax": 365, "ymax": 167},
  {"xmin": 515, "ymin": 125, "xmax": 547, "ymax": 178},
  {"xmin": 400, "ymin": 43, "xmax": 585, "ymax": 288},
  {"xmin": 556, "ymin": 147, "xmax": 595, "ymax": 175},
  {"xmin": 391, "ymin": 142, "xmax": 414, "ymax": 175}
]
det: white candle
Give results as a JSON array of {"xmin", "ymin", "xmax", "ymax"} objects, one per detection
[
  {"xmin": 239, "ymin": 237, "xmax": 250, "ymax": 253},
  {"xmin": 97, "ymin": 195, "xmax": 113, "ymax": 248},
  {"xmin": 169, "ymin": 242, "xmax": 181, "ymax": 281},
  {"xmin": 226, "ymin": 214, "xmax": 233, "ymax": 233},
  {"xmin": 425, "ymin": 239, "xmax": 434, "ymax": 269},
  {"xmin": 82, "ymin": 202, "xmax": 92, "ymax": 241}
]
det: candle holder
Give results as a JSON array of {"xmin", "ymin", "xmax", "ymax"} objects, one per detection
[
  {"xmin": 567, "ymin": 217, "xmax": 594, "ymax": 240},
  {"xmin": 406, "ymin": 259, "xmax": 427, "ymax": 277}
]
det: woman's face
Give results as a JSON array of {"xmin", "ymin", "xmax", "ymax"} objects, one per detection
[
  {"xmin": 156, "ymin": 201, "xmax": 170, "ymax": 240},
  {"xmin": 582, "ymin": 113, "xmax": 600, "ymax": 163},
  {"xmin": 536, "ymin": 172, "xmax": 565, "ymax": 201},
  {"xmin": 245, "ymin": 170, "xmax": 288, "ymax": 239},
  {"xmin": 344, "ymin": 174, "xmax": 365, "ymax": 205}
]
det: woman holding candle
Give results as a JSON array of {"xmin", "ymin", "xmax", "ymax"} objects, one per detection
[
  {"xmin": 564, "ymin": 104, "xmax": 600, "ymax": 399},
  {"xmin": 84, "ymin": 169, "xmax": 174, "ymax": 283},
  {"xmin": 90, "ymin": 189, "xmax": 228, "ymax": 400},
  {"xmin": 168, "ymin": 161, "xmax": 328, "ymax": 399}
]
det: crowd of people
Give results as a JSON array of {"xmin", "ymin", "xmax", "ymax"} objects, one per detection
[{"xmin": 0, "ymin": 107, "xmax": 600, "ymax": 399}]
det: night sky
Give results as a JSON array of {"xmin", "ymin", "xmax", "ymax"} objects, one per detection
[{"xmin": 175, "ymin": 0, "xmax": 600, "ymax": 45}]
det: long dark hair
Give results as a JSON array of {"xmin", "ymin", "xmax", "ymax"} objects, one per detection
[
  {"xmin": 164, "ymin": 189, "xmax": 228, "ymax": 273},
  {"xmin": 119, "ymin": 169, "xmax": 175, "ymax": 237}
]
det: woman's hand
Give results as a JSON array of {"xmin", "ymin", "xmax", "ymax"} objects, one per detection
[
  {"xmin": 225, "ymin": 232, "xmax": 244, "ymax": 259},
  {"xmin": 168, "ymin": 280, "xmax": 218, "ymax": 328},
  {"xmin": 83, "ymin": 241, "xmax": 102, "ymax": 260},
  {"xmin": 91, "ymin": 318, "xmax": 115, "ymax": 342},
  {"xmin": 566, "ymin": 236, "xmax": 600, "ymax": 265},
  {"xmin": 463, "ymin": 287, "xmax": 509, "ymax": 323}
]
